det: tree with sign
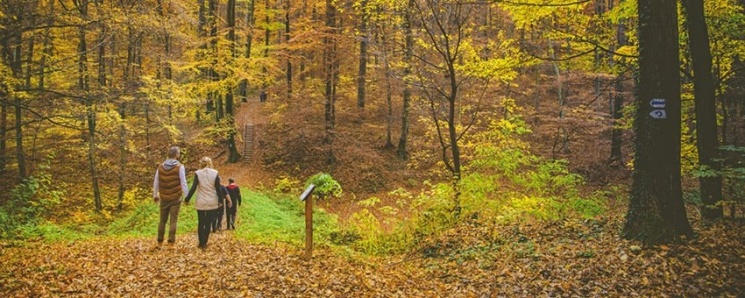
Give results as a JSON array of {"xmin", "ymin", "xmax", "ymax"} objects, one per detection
[{"xmin": 623, "ymin": 0, "xmax": 693, "ymax": 244}]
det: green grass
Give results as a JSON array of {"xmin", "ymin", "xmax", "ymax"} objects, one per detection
[
  {"xmin": 233, "ymin": 190, "xmax": 340, "ymax": 246},
  {"xmin": 107, "ymin": 190, "xmax": 340, "ymax": 247}
]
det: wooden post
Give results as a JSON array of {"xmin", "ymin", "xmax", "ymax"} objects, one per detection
[{"xmin": 300, "ymin": 184, "xmax": 316, "ymax": 261}]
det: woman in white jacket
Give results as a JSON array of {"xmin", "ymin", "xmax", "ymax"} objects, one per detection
[{"xmin": 184, "ymin": 157, "xmax": 228, "ymax": 249}]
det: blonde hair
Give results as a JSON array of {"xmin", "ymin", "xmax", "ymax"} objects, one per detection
[{"xmin": 199, "ymin": 156, "xmax": 213, "ymax": 169}]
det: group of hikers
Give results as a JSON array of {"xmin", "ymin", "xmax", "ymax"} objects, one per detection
[{"xmin": 152, "ymin": 146, "xmax": 243, "ymax": 249}]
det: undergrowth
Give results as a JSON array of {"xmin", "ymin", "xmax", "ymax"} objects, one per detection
[{"xmin": 339, "ymin": 115, "xmax": 612, "ymax": 255}]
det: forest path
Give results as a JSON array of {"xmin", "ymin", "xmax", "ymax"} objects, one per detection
[
  {"xmin": 0, "ymin": 231, "xmax": 439, "ymax": 297},
  {"xmin": 220, "ymin": 96, "xmax": 273, "ymax": 188}
]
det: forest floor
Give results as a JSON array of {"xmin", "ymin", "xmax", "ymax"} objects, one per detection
[
  {"xmin": 1, "ymin": 215, "xmax": 744, "ymax": 297},
  {"xmin": 2, "ymin": 92, "xmax": 743, "ymax": 297}
]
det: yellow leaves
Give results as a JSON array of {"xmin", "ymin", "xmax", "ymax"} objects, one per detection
[{"xmin": 498, "ymin": 0, "xmax": 590, "ymax": 30}]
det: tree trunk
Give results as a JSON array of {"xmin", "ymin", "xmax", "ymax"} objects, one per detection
[
  {"xmin": 75, "ymin": 0, "xmax": 100, "ymax": 211},
  {"xmin": 396, "ymin": 0, "xmax": 413, "ymax": 160},
  {"xmin": 609, "ymin": 73, "xmax": 625, "ymax": 165},
  {"xmin": 609, "ymin": 6, "xmax": 628, "ymax": 165},
  {"xmin": 39, "ymin": 0, "xmax": 54, "ymax": 89},
  {"xmin": 0, "ymin": 90, "xmax": 5, "ymax": 174},
  {"xmin": 623, "ymin": 0, "xmax": 693, "ymax": 244},
  {"xmin": 285, "ymin": 0, "xmax": 292, "ymax": 98},
  {"xmin": 357, "ymin": 0, "xmax": 369, "ymax": 111},
  {"xmin": 263, "ymin": 0, "xmax": 270, "ymax": 84},
  {"xmin": 13, "ymin": 34, "xmax": 27, "ymax": 180},
  {"xmin": 226, "ymin": 0, "xmax": 241, "ymax": 163},
  {"xmin": 682, "ymin": 0, "xmax": 723, "ymax": 221},
  {"xmin": 77, "ymin": 0, "xmax": 102, "ymax": 212},
  {"xmin": 156, "ymin": 0, "xmax": 173, "ymax": 119},
  {"xmin": 323, "ymin": 0, "xmax": 337, "ymax": 164},
  {"xmin": 117, "ymin": 107, "xmax": 126, "ymax": 211},
  {"xmin": 239, "ymin": 0, "xmax": 256, "ymax": 102},
  {"xmin": 550, "ymin": 44, "xmax": 569, "ymax": 158},
  {"xmin": 2, "ymin": 24, "xmax": 27, "ymax": 180},
  {"xmin": 381, "ymin": 23, "xmax": 394, "ymax": 149}
]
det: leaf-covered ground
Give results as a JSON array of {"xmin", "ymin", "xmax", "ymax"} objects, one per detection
[{"xmin": 1, "ymin": 218, "xmax": 743, "ymax": 297}]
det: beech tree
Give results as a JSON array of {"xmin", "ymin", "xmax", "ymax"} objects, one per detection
[
  {"xmin": 412, "ymin": 0, "xmax": 523, "ymax": 215},
  {"xmin": 623, "ymin": 0, "xmax": 693, "ymax": 244}
]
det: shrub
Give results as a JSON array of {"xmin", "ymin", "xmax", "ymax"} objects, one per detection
[
  {"xmin": 305, "ymin": 172, "xmax": 343, "ymax": 199},
  {"xmin": 0, "ymin": 168, "xmax": 63, "ymax": 239}
]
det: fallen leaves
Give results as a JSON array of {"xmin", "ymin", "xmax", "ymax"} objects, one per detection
[{"xmin": 1, "ymin": 218, "xmax": 743, "ymax": 297}]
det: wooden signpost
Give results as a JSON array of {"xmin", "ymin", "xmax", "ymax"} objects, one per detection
[{"xmin": 300, "ymin": 184, "xmax": 316, "ymax": 261}]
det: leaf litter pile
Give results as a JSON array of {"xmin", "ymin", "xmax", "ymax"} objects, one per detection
[{"xmin": 1, "ymin": 218, "xmax": 743, "ymax": 297}]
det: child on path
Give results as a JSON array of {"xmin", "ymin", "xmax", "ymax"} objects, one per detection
[
  {"xmin": 225, "ymin": 178, "xmax": 242, "ymax": 229},
  {"xmin": 212, "ymin": 183, "xmax": 231, "ymax": 232}
]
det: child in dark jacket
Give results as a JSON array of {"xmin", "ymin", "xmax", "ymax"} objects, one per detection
[
  {"xmin": 225, "ymin": 178, "xmax": 242, "ymax": 229},
  {"xmin": 212, "ymin": 184, "xmax": 230, "ymax": 232}
]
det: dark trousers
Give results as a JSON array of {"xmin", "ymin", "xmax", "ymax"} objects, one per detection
[
  {"xmin": 226, "ymin": 205, "xmax": 237, "ymax": 229},
  {"xmin": 197, "ymin": 209, "xmax": 217, "ymax": 247},
  {"xmin": 212, "ymin": 205, "xmax": 224, "ymax": 231},
  {"xmin": 158, "ymin": 199, "xmax": 181, "ymax": 243}
]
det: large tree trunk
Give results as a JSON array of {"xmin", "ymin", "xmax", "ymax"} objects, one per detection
[
  {"xmin": 682, "ymin": 0, "xmax": 723, "ymax": 221},
  {"xmin": 623, "ymin": 0, "xmax": 693, "ymax": 244}
]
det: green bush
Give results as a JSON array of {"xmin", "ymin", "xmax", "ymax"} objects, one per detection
[
  {"xmin": 0, "ymin": 169, "xmax": 63, "ymax": 239},
  {"xmin": 305, "ymin": 172, "xmax": 343, "ymax": 199}
]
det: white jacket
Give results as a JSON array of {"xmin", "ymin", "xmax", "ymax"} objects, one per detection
[{"xmin": 193, "ymin": 168, "xmax": 219, "ymax": 211}]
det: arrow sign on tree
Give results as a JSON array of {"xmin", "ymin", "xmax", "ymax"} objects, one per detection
[{"xmin": 650, "ymin": 98, "xmax": 666, "ymax": 108}]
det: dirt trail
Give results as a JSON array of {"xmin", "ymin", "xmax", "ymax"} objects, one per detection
[{"xmin": 219, "ymin": 98, "xmax": 271, "ymax": 188}]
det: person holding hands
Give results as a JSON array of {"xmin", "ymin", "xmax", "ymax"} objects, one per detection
[
  {"xmin": 184, "ymin": 157, "xmax": 230, "ymax": 249},
  {"xmin": 152, "ymin": 146, "xmax": 188, "ymax": 247}
]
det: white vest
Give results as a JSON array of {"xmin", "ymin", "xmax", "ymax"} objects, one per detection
[{"xmin": 194, "ymin": 168, "xmax": 219, "ymax": 210}]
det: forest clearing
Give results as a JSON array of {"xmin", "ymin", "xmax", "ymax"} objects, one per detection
[{"xmin": 2, "ymin": 0, "xmax": 745, "ymax": 296}]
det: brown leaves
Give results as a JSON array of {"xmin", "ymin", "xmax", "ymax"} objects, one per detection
[
  {"xmin": 412, "ymin": 218, "xmax": 745, "ymax": 297},
  {"xmin": 1, "ymin": 219, "xmax": 744, "ymax": 297},
  {"xmin": 0, "ymin": 233, "xmax": 441, "ymax": 297}
]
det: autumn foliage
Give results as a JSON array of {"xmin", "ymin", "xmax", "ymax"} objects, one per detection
[{"xmin": 1, "ymin": 0, "xmax": 745, "ymax": 296}]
